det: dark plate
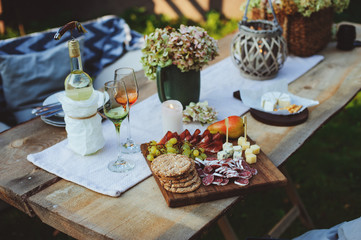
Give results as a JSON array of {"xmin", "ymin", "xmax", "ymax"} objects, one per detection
[{"xmin": 250, "ymin": 108, "xmax": 309, "ymax": 126}]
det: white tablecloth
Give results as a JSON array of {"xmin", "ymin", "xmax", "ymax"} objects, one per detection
[{"xmin": 27, "ymin": 55, "xmax": 324, "ymax": 197}]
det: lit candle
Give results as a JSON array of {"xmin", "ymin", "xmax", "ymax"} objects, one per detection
[{"xmin": 162, "ymin": 100, "xmax": 183, "ymax": 134}]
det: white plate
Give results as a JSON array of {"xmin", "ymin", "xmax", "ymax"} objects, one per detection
[{"xmin": 41, "ymin": 90, "xmax": 105, "ymax": 126}]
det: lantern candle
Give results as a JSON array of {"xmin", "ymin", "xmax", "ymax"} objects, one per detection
[{"xmin": 162, "ymin": 100, "xmax": 183, "ymax": 134}]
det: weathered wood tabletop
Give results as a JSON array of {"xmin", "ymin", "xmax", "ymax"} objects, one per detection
[{"xmin": 1, "ymin": 22, "xmax": 361, "ymax": 240}]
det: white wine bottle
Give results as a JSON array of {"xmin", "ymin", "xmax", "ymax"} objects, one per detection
[{"xmin": 65, "ymin": 39, "xmax": 93, "ymax": 101}]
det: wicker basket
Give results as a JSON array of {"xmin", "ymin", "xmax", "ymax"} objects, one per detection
[{"xmin": 261, "ymin": 6, "xmax": 334, "ymax": 57}]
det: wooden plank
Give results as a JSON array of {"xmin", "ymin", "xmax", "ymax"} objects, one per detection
[
  {"xmin": 0, "ymin": 118, "xmax": 64, "ymax": 215},
  {"xmin": 267, "ymin": 205, "xmax": 300, "ymax": 238},
  {"xmin": 28, "ymin": 179, "xmax": 241, "ymax": 240},
  {"xmin": 141, "ymin": 138, "xmax": 287, "ymax": 208}
]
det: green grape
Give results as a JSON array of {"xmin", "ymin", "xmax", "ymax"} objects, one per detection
[
  {"xmin": 200, "ymin": 153, "xmax": 207, "ymax": 160},
  {"xmin": 182, "ymin": 144, "xmax": 190, "ymax": 150},
  {"xmin": 150, "ymin": 146, "xmax": 157, "ymax": 155},
  {"xmin": 182, "ymin": 149, "xmax": 191, "ymax": 157},
  {"xmin": 168, "ymin": 137, "xmax": 177, "ymax": 145},
  {"xmin": 199, "ymin": 147, "xmax": 205, "ymax": 153},
  {"xmin": 192, "ymin": 149, "xmax": 200, "ymax": 157},
  {"xmin": 149, "ymin": 140, "xmax": 157, "ymax": 146},
  {"xmin": 165, "ymin": 142, "xmax": 173, "ymax": 148},
  {"xmin": 147, "ymin": 154, "xmax": 154, "ymax": 161},
  {"xmin": 167, "ymin": 147, "xmax": 177, "ymax": 153},
  {"xmin": 155, "ymin": 149, "xmax": 161, "ymax": 156}
]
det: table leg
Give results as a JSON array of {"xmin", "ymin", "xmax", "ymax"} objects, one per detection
[
  {"xmin": 267, "ymin": 166, "xmax": 314, "ymax": 238},
  {"xmin": 217, "ymin": 215, "xmax": 239, "ymax": 240}
]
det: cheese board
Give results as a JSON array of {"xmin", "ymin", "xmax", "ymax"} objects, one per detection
[{"xmin": 141, "ymin": 137, "xmax": 287, "ymax": 208}]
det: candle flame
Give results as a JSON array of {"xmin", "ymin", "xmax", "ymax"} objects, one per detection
[{"xmin": 169, "ymin": 104, "xmax": 174, "ymax": 109}]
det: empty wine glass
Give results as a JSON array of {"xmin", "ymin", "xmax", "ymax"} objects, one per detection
[
  {"xmin": 103, "ymin": 80, "xmax": 135, "ymax": 172},
  {"xmin": 114, "ymin": 67, "xmax": 140, "ymax": 154}
]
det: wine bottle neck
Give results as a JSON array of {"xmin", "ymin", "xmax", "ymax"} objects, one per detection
[
  {"xmin": 70, "ymin": 55, "xmax": 83, "ymax": 72},
  {"xmin": 68, "ymin": 39, "xmax": 83, "ymax": 72}
]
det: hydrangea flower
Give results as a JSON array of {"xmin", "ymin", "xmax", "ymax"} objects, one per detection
[
  {"xmin": 141, "ymin": 25, "xmax": 219, "ymax": 81},
  {"xmin": 183, "ymin": 101, "xmax": 218, "ymax": 125}
]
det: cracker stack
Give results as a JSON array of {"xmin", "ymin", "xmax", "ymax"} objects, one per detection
[{"xmin": 151, "ymin": 154, "xmax": 201, "ymax": 193}]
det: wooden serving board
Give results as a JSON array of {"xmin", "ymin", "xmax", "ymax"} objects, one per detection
[{"xmin": 141, "ymin": 137, "xmax": 287, "ymax": 208}]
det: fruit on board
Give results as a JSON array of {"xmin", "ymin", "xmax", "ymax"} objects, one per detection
[{"xmin": 207, "ymin": 116, "xmax": 244, "ymax": 139}]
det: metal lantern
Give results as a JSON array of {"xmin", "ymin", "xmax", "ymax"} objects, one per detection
[{"xmin": 231, "ymin": 0, "xmax": 287, "ymax": 80}]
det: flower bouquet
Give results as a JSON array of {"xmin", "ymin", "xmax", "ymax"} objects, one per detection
[
  {"xmin": 244, "ymin": 0, "xmax": 350, "ymax": 56},
  {"xmin": 140, "ymin": 25, "xmax": 219, "ymax": 81}
]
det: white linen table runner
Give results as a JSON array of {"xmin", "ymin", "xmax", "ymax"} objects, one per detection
[{"xmin": 27, "ymin": 55, "xmax": 324, "ymax": 197}]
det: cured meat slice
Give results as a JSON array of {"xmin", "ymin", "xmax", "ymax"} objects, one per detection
[
  {"xmin": 158, "ymin": 131, "xmax": 172, "ymax": 144},
  {"xmin": 192, "ymin": 129, "xmax": 201, "ymax": 139},
  {"xmin": 226, "ymin": 169, "xmax": 240, "ymax": 179},
  {"xmin": 197, "ymin": 168, "xmax": 206, "ymax": 178},
  {"xmin": 220, "ymin": 178, "xmax": 229, "ymax": 186},
  {"xmin": 198, "ymin": 134, "xmax": 211, "ymax": 145},
  {"xmin": 190, "ymin": 135, "xmax": 201, "ymax": 145},
  {"xmin": 212, "ymin": 133, "xmax": 222, "ymax": 141},
  {"xmin": 201, "ymin": 129, "xmax": 210, "ymax": 138},
  {"xmin": 212, "ymin": 172, "xmax": 225, "ymax": 178},
  {"xmin": 203, "ymin": 140, "xmax": 223, "ymax": 154},
  {"xmin": 184, "ymin": 134, "xmax": 193, "ymax": 142},
  {"xmin": 250, "ymin": 168, "xmax": 258, "ymax": 175},
  {"xmin": 212, "ymin": 176, "xmax": 224, "ymax": 185},
  {"xmin": 239, "ymin": 170, "xmax": 252, "ymax": 179},
  {"xmin": 179, "ymin": 129, "xmax": 190, "ymax": 141},
  {"xmin": 234, "ymin": 178, "xmax": 249, "ymax": 186},
  {"xmin": 241, "ymin": 159, "xmax": 251, "ymax": 171},
  {"xmin": 202, "ymin": 174, "xmax": 214, "ymax": 186},
  {"xmin": 203, "ymin": 165, "xmax": 214, "ymax": 174}
]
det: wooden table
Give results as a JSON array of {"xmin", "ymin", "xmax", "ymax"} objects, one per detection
[{"xmin": 1, "ymin": 22, "xmax": 361, "ymax": 240}]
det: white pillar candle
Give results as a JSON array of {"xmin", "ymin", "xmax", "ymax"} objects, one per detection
[{"xmin": 162, "ymin": 100, "xmax": 183, "ymax": 134}]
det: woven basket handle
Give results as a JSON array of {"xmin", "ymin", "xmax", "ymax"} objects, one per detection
[{"xmin": 242, "ymin": 0, "xmax": 281, "ymax": 28}]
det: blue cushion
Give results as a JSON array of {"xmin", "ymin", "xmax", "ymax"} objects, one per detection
[
  {"xmin": 0, "ymin": 38, "xmax": 84, "ymax": 122},
  {"xmin": 0, "ymin": 15, "xmax": 143, "ymax": 124}
]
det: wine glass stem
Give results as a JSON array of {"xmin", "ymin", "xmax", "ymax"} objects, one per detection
[
  {"xmin": 114, "ymin": 123, "xmax": 123, "ymax": 162},
  {"xmin": 126, "ymin": 112, "xmax": 132, "ymax": 142}
]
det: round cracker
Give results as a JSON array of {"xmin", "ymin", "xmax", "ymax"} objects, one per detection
[
  {"xmin": 151, "ymin": 154, "xmax": 193, "ymax": 178},
  {"xmin": 163, "ymin": 177, "xmax": 201, "ymax": 193},
  {"xmin": 162, "ymin": 173, "xmax": 200, "ymax": 188}
]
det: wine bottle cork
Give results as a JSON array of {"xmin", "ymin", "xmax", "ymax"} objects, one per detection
[{"xmin": 68, "ymin": 39, "xmax": 80, "ymax": 58}]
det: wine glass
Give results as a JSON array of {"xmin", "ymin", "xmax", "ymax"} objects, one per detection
[
  {"xmin": 114, "ymin": 67, "xmax": 140, "ymax": 154},
  {"xmin": 103, "ymin": 80, "xmax": 135, "ymax": 172}
]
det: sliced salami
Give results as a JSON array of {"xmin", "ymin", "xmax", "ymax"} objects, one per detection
[
  {"xmin": 234, "ymin": 178, "xmax": 249, "ymax": 187},
  {"xmin": 197, "ymin": 168, "xmax": 206, "ymax": 178},
  {"xmin": 250, "ymin": 168, "xmax": 258, "ymax": 175},
  {"xmin": 203, "ymin": 165, "xmax": 214, "ymax": 174},
  {"xmin": 212, "ymin": 176, "xmax": 224, "ymax": 185},
  {"xmin": 239, "ymin": 170, "xmax": 252, "ymax": 179},
  {"xmin": 202, "ymin": 174, "xmax": 214, "ymax": 186},
  {"xmin": 220, "ymin": 178, "xmax": 230, "ymax": 186}
]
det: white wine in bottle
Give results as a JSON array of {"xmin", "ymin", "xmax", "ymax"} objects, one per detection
[{"xmin": 65, "ymin": 39, "xmax": 93, "ymax": 101}]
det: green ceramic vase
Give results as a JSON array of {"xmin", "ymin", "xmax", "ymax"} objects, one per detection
[{"xmin": 156, "ymin": 65, "xmax": 200, "ymax": 108}]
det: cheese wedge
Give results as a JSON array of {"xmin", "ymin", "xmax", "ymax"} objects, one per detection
[
  {"xmin": 245, "ymin": 148, "xmax": 253, "ymax": 155},
  {"xmin": 250, "ymin": 144, "xmax": 260, "ymax": 154},
  {"xmin": 241, "ymin": 141, "xmax": 250, "ymax": 150},
  {"xmin": 261, "ymin": 91, "xmax": 291, "ymax": 111},
  {"xmin": 246, "ymin": 153, "xmax": 257, "ymax": 164},
  {"xmin": 238, "ymin": 136, "xmax": 246, "ymax": 146},
  {"xmin": 278, "ymin": 93, "xmax": 291, "ymax": 108}
]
